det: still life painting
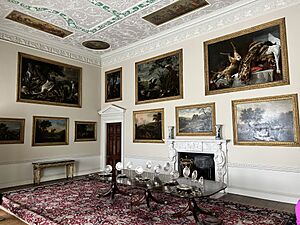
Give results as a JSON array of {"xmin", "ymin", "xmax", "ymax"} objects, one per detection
[
  {"xmin": 17, "ymin": 52, "xmax": 82, "ymax": 107},
  {"xmin": 135, "ymin": 49, "xmax": 183, "ymax": 104},
  {"xmin": 133, "ymin": 108, "xmax": 164, "ymax": 143},
  {"xmin": 176, "ymin": 103, "xmax": 216, "ymax": 136},
  {"xmin": 232, "ymin": 94, "xmax": 300, "ymax": 146},
  {"xmin": 105, "ymin": 68, "xmax": 122, "ymax": 102},
  {"xmin": 32, "ymin": 116, "xmax": 69, "ymax": 146},
  {"xmin": 204, "ymin": 18, "xmax": 289, "ymax": 95},
  {"xmin": 0, "ymin": 118, "xmax": 25, "ymax": 144}
]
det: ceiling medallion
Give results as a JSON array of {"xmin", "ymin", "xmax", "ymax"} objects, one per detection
[
  {"xmin": 82, "ymin": 40, "xmax": 110, "ymax": 50},
  {"xmin": 143, "ymin": 0, "xmax": 209, "ymax": 26},
  {"xmin": 6, "ymin": 10, "xmax": 72, "ymax": 38}
]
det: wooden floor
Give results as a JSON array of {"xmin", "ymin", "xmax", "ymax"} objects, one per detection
[{"xmin": 0, "ymin": 179, "xmax": 296, "ymax": 225}]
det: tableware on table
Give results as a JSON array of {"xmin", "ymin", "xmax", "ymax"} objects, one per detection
[
  {"xmin": 163, "ymin": 162, "xmax": 171, "ymax": 172},
  {"xmin": 182, "ymin": 165, "xmax": 190, "ymax": 179},
  {"xmin": 191, "ymin": 170, "xmax": 198, "ymax": 181},
  {"xmin": 126, "ymin": 161, "xmax": 133, "ymax": 170},
  {"xmin": 105, "ymin": 164, "xmax": 112, "ymax": 174}
]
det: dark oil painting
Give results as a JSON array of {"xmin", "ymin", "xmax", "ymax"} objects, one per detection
[
  {"xmin": 0, "ymin": 118, "xmax": 25, "ymax": 144},
  {"xmin": 17, "ymin": 52, "xmax": 82, "ymax": 107},
  {"xmin": 105, "ymin": 68, "xmax": 122, "ymax": 102},
  {"xmin": 33, "ymin": 116, "xmax": 69, "ymax": 146},
  {"xmin": 6, "ymin": 10, "xmax": 72, "ymax": 38},
  {"xmin": 232, "ymin": 94, "xmax": 300, "ymax": 146},
  {"xmin": 204, "ymin": 18, "xmax": 289, "ymax": 95},
  {"xmin": 135, "ymin": 49, "xmax": 183, "ymax": 104},
  {"xmin": 75, "ymin": 121, "xmax": 97, "ymax": 142},
  {"xmin": 133, "ymin": 109, "xmax": 164, "ymax": 143},
  {"xmin": 143, "ymin": 0, "xmax": 209, "ymax": 26}
]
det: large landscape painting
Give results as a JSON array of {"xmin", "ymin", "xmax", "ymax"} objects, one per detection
[
  {"xmin": 135, "ymin": 49, "xmax": 183, "ymax": 104},
  {"xmin": 17, "ymin": 53, "xmax": 82, "ymax": 107},
  {"xmin": 176, "ymin": 103, "xmax": 216, "ymax": 136},
  {"xmin": 33, "ymin": 116, "xmax": 69, "ymax": 146},
  {"xmin": 232, "ymin": 94, "xmax": 300, "ymax": 146},
  {"xmin": 133, "ymin": 109, "xmax": 164, "ymax": 143}
]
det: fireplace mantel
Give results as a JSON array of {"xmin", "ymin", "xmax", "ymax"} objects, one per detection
[{"xmin": 167, "ymin": 139, "xmax": 229, "ymax": 183}]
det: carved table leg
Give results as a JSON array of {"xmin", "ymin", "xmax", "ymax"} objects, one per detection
[
  {"xmin": 145, "ymin": 189, "xmax": 167, "ymax": 208},
  {"xmin": 173, "ymin": 197, "xmax": 220, "ymax": 225}
]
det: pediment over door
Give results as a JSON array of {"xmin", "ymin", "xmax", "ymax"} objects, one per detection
[{"xmin": 98, "ymin": 104, "xmax": 126, "ymax": 118}]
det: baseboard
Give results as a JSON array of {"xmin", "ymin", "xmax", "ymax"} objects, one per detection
[{"xmin": 228, "ymin": 163, "xmax": 300, "ymax": 204}]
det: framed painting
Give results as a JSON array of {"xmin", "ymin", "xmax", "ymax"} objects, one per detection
[
  {"xmin": 75, "ymin": 121, "xmax": 97, "ymax": 142},
  {"xmin": 17, "ymin": 52, "xmax": 82, "ymax": 107},
  {"xmin": 133, "ymin": 108, "xmax": 164, "ymax": 143},
  {"xmin": 232, "ymin": 94, "xmax": 300, "ymax": 146},
  {"xmin": 204, "ymin": 18, "xmax": 289, "ymax": 95},
  {"xmin": 0, "ymin": 118, "xmax": 25, "ymax": 144},
  {"xmin": 32, "ymin": 116, "xmax": 69, "ymax": 146},
  {"xmin": 176, "ymin": 103, "xmax": 216, "ymax": 136},
  {"xmin": 135, "ymin": 49, "xmax": 183, "ymax": 104},
  {"xmin": 105, "ymin": 67, "xmax": 122, "ymax": 102}
]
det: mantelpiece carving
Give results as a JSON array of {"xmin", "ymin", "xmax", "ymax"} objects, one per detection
[{"xmin": 168, "ymin": 139, "xmax": 229, "ymax": 183}]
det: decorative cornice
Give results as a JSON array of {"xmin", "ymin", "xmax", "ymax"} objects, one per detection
[
  {"xmin": 0, "ymin": 30, "xmax": 101, "ymax": 66},
  {"xmin": 228, "ymin": 162, "xmax": 300, "ymax": 173},
  {"xmin": 101, "ymin": 0, "xmax": 300, "ymax": 67}
]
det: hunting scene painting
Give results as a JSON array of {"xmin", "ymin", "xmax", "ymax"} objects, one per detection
[
  {"xmin": 133, "ymin": 109, "xmax": 164, "ymax": 143},
  {"xmin": 135, "ymin": 49, "xmax": 183, "ymax": 104},
  {"xmin": 105, "ymin": 68, "xmax": 122, "ymax": 102},
  {"xmin": 75, "ymin": 121, "xmax": 97, "ymax": 142},
  {"xmin": 0, "ymin": 118, "xmax": 25, "ymax": 144},
  {"xmin": 176, "ymin": 103, "xmax": 216, "ymax": 136},
  {"xmin": 17, "ymin": 53, "xmax": 82, "ymax": 107},
  {"xmin": 204, "ymin": 18, "xmax": 289, "ymax": 95},
  {"xmin": 32, "ymin": 116, "xmax": 69, "ymax": 146},
  {"xmin": 232, "ymin": 94, "xmax": 300, "ymax": 146}
]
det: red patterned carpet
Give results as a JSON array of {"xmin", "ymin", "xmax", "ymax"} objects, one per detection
[{"xmin": 1, "ymin": 177, "xmax": 296, "ymax": 225}]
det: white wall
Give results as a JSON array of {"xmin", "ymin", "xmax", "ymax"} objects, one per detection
[
  {"xmin": 0, "ymin": 41, "xmax": 101, "ymax": 188},
  {"xmin": 100, "ymin": 4, "xmax": 300, "ymax": 203}
]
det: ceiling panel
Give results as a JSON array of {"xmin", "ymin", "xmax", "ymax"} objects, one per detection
[{"xmin": 0, "ymin": 0, "xmax": 244, "ymax": 56}]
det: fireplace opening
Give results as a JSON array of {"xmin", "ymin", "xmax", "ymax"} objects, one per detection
[{"xmin": 178, "ymin": 152, "xmax": 215, "ymax": 181}]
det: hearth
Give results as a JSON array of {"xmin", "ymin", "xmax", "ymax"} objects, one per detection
[
  {"xmin": 178, "ymin": 152, "xmax": 215, "ymax": 180},
  {"xmin": 168, "ymin": 139, "xmax": 229, "ymax": 183}
]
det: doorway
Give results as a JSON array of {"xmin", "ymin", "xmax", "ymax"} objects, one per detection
[{"xmin": 106, "ymin": 122, "xmax": 121, "ymax": 167}]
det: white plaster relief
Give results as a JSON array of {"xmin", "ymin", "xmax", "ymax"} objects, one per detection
[
  {"xmin": 0, "ymin": 31, "xmax": 101, "ymax": 66},
  {"xmin": 168, "ymin": 139, "xmax": 229, "ymax": 183}
]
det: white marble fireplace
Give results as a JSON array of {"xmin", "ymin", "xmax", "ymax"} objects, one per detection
[{"xmin": 168, "ymin": 139, "xmax": 229, "ymax": 184}]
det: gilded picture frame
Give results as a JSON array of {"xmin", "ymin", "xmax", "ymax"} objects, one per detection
[
  {"xmin": 176, "ymin": 103, "xmax": 216, "ymax": 136},
  {"xmin": 17, "ymin": 52, "xmax": 82, "ymax": 107},
  {"xmin": 204, "ymin": 18, "xmax": 289, "ymax": 95},
  {"xmin": 135, "ymin": 49, "xmax": 183, "ymax": 104},
  {"xmin": 105, "ymin": 67, "xmax": 122, "ymax": 102},
  {"xmin": 0, "ymin": 118, "xmax": 25, "ymax": 144},
  {"xmin": 75, "ymin": 121, "xmax": 97, "ymax": 142},
  {"xmin": 232, "ymin": 94, "xmax": 300, "ymax": 146},
  {"xmin": 32, "ymin": 116, "xmax": 69, "ymax": 146},
  {"xmin": 133, "ymin": 108, "xmax": 164, "ymax": 143}
]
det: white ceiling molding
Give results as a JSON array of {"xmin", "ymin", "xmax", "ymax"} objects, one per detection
[
  {"xmin": 101, "ymin": 0, "xmax": 300, "ymax": 68},
  {"xmin": 0, "ymin": 29, "xmax": 101, "ymax": 67}
]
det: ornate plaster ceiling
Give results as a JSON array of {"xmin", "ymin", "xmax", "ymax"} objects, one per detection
[
  {"xmin": 0, "ymin": 1, "xmax": 243, "ymax": 55},
  {"xmin": 0, "ymin": 0, "xmax": 298, "ymax": 66}
]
